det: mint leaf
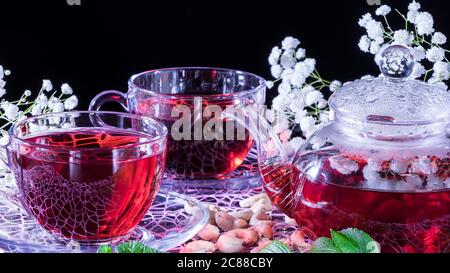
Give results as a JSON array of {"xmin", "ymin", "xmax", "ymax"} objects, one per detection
[
  {"xmin": 97, "ymin": 245, "xmax": 113, "ymax": 253},
  {"xmin": 258, "ymin": 241, "xmax": 292, "ymax": 253},
  {"xmin": 330, "ymin": 229, "xmax": 360, "ymax": 253},
  {"xmin": 338, "ymin": 228, "xmax": 380, "ymax": 253},
  {"xmin": 310, "ymin": 238, "xmax": 341, "ymax": 253},
  {"xmin": 311, "ymin": 228, "xmax": 381, "ymax": 253},
  {"xmin": 116, "ymin": 242, "xmax": 160, "ymax": 253}
]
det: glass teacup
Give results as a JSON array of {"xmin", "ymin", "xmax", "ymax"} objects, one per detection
[
  {"xmin": 89, "ymin": 67, "xmax": 266, "ymax": 180},
  {"xmin": 0, "ymin": 111, "xmax": 168, "ymax": 244}
]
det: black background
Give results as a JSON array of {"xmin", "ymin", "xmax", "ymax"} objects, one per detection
[{"xmin": 0, "ymin": 0, "xmax": 449, "ymax": 109}]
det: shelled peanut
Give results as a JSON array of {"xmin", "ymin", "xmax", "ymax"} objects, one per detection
[
  {"xmin": 181, "ymin": 193, "xmax": 312, "ymax": 253},
  {"xmin": 181, "ymin": 193, "xmax": 276, "ymax": 253}
]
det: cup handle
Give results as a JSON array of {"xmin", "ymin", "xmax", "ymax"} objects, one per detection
[
  {"xmin": 0, "ymin": 142, "xmax": 21, "ymax": 207},
  {"xmin": 89, "ymin": 90, "xmax": 129, "ymax": 112}
]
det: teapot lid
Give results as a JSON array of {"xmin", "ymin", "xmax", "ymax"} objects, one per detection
[{"xmin": 329, "ymin": 45, "xmax": 450, "ymax": 125}]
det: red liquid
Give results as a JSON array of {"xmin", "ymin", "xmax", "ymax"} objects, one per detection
[
  {"xmin": 135, "ymin": 98, "xmax": 253, "ymax": 179},
  {"xmin": 9, "ymin": 129, "xmax": 166, "ymax": 242},
  {"xmin": 262, "ymin": 152, "xmax": 450, "ymax": 253}
]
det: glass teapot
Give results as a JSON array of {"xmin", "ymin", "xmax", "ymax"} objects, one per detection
[{"xmin": 223, "ymin": 45, "xmax": 450, "ymax": 253}]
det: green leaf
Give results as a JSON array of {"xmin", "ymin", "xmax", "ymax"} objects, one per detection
[
  {"xmin": 97, "ymin": 245, "xmax": 113, "ymax": 253},
  {"xmin": 116, "ymin": 242, "xmax": 160, "ymax": 254},
  {"xmin": 311, "ymin": 228, "xmax": 381, "ymax": 254},
  {"xmin": 330, "ymin": 229, "xmax": 360, "ymax": 253},
  {"xmin": 258, "ymin": 241, "xmax": 292, "ymax": 253},
  {"xmin": 337, "ymin": 228, "xmax": 380, "ymax": 253},
  {"xmin": 310, "ymin": 238, "xmax": 341, "ymax": 253}
]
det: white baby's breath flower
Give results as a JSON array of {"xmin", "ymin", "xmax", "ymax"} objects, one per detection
[
  {"xmin": 2, "ymin": 103, "xmax": 20, "ymax": 120},
  {"xmin": 47, "ymin": 97, "xmax": 59, "ymax": 110},
  {"xmin": 42, "ymin": 79, "xmax": 53, "ymax": 92},
  {"xmin": 305, "ymin": 90, "xmax": 324, "ymax": 106},
  {"xmin": 412, "ymin": 46, "xmax": 426, "ymax": 61},
  {"xmin": 266, "ymin": 81, "xmax": 275, "ymax": 89},
  {"xmin": 267, "ymin": 36, "xmax": 336, "ymax": 146},
  {"xmin": 289, "ymin": 71, "xmax": 306, "ymax": 88},
  {"xmin": 273, "ymin": 118, "xmax": 289, "ymax": 134},
  {"xmin": 61, "ymin": 83, "xmax": 74, "ymax": 95},
  {"xmin": 358, "ymin": 35, "xmax": 371, "ymax": 53},
  {"xmin": 289, "ymin": 100, "xmax": 305, "ymax": 113},
  {"xmin": 433, "ymin": 61, "xmax": 450, "ymax": 80},
  {"xmin": 295, "ymin": 58, "xmax": 316, "ymax": 78},
  {"xmin": 295, "ymin": 48, "xmax": 306, "ymax": 60},
  {"xmin": 411, "ymin": 63, "xmax": 426, "ymax": 79},
  {"xmin": 374, "ymin": 37, "xmax": 385, "ymax": 45},
  {"xmin": 294, "ymin": 110, "xmax": 308, "ymax": 124},
  {"xmin": 358, "ymin": 13, "xmax": 373, "ymax": 28},
  {"xmin": 300, "ymin": 116, "xmax": 316, "ymax": 136},
  {"xmin": 281, "ymin": 37, "xmax": 301, "ymax": 50},
  {"xmin": 408, "ymin": 1, "xmax": 421, "ymax": 12},
  {"xmin": 407, "ymin": 10, "xmax": 418, "ymax": 24},
  {"xmin": 426, "ymin": 46, "xmax": 445, "ymax": 62},
  {"xmin": 329, "ymin": 80, "xmax": 342, "ymax": 92},
  {"xmin": 415, "ymin": 12, "xmax": 435, "ymax": 36},
  {"xmin": 432, "ymin": 32, "xmax": 447, "ymax": 45},
  {"xmin": 288, "ymin": 88, "xmax": 301, "ymax": 99},
  {"xmin": 0, "ymin": 132, "xmax": 9, "ymax": 146},
  {"xmin": 23, "ymin": 90, "xmax": 32, "ymax": 97},
  {"xmin": 366, "ymin": 20, "xmax": 384, "ymax": 40},
  {"xmin": 280, "ymin": 49, "xmax": 296, "ymax": 69},
  {"xmin": 52, "ymin": 102, "xmax": 65, "ymax": 113},
  {"xmin": 301, "ymin": 85, "xmax": 316, "ymax": 97},
  {"xmin": 272, "ymin": 95, "xmax": 290, "ymax": 111},
  {"xmin": 393, "ymin": 30, "xmax": 414, "ymax": 45},
  {"xmin": 36, "ymin": 94, "xmax": 49, "ymax": 108},
  {"xmin": 268, "ymin": 46, "xmax": 282, "ymax": 65},
  {"xmin": 31, "ymin": 105, "xmax": 42, "ymax": 116},
  {"xmin": 369, "ymin": 41, "xmax": 381, "ymax": 55},
  {"xmin": 265, "ymin": 109, "xmax": 276, "ymax": 123},
  {"xmin": 375, "ymin": 5, "xmax": 391, "ymax": 16},
  {"xmin": 271, "ymin": 64, "xmax": 283, "ymax": 79},
  {"xmin": 278, "ymin": 82, "xmax": 291, "ymax": 95},
  {"xmin": 64, "ymin": 95, "xmax": 79, "ymax": 111},
  {"xmin": 317, "ymin": 99, "xmax": 328, "ymax": 109},
  {"xmin": 280, "ymin": 68, "xmax": 294, "ymax": 83},
  {"xmin": 4, "ymin": 70, "xmax": 10, "ymax": 76}
]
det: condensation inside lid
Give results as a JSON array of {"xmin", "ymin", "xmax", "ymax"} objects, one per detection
[{"xmin": 329, "ymin": 45, "xmax": 450, "ymax": 124}]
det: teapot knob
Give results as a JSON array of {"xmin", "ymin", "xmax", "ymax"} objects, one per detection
[{"xmin": 376, "ymin": 44, "xmax": 415, "ymax": 80}]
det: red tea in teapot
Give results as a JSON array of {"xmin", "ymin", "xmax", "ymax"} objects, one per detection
[
  {"xmin": 10, "ymin": 129, "xmax": 166, "ymax": 242},
  {"xmin": 262, "ymin": 150, "xmax": 450, "ymax": 253}
]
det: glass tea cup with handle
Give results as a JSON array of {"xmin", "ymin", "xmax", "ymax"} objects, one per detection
[
  {"xmin": 89, "ymin": 67, "xmax": 266, "ymax": 182},
  {"xmin": 0, "ymin": 111, "xmax": 168, "ymax": 244}
]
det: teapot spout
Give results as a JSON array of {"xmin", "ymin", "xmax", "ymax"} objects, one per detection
[{"xmin": 222, "ymin": 103, "xmax": 297, "ymax": 216}]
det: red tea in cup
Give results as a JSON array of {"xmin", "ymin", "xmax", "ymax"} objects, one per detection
[{"xmin": 4, "ymin": 112, "xmax": 167, "ymax": 243}]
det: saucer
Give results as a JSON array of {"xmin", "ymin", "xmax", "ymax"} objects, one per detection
[{"xmin": 0, "ymin": 190, "xmax": 209, "ymax": 253}]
